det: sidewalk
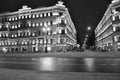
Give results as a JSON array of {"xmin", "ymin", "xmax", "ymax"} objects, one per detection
[
  {"xmin": 0, "ymin": 50, "xmax": 120, "ymax": 58},
  {"xmin": 0, "ymin": 68, "xmax": 120, "ymax": 80}
]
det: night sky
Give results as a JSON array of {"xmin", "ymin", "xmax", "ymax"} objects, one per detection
[{"xmin": 0, "ymin": 0, "xmax": 112, "ymax": 46}]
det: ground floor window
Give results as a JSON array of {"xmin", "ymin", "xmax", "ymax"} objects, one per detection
[{"xmin": 21, "ymin": 46, "xmax": 28, "ymax": 52}]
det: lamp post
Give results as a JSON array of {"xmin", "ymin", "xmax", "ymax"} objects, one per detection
[
  {"xmin": 87, "ymin": 26, "xmax": 91, "ymax": 31},
  {"xmin": 42, "ymin": 27, "xmax": 50, "ymax": 53}
]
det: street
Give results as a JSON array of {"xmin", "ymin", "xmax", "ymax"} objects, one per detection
[{"xmin": 0, "ymin": 50, "xmax": 120, "ymax": 80}]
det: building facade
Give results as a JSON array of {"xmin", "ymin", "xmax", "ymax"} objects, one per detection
[
  {"xmin": 0, "ymin": 1, "xmax": 77, "ymax": 53},
  {"xmin": 95, "ymin": 0, "xmax": 120, "ymax": 51}
]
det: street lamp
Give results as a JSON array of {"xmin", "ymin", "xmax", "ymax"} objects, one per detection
[
  {"xmin": 85, "ymin": 35, "xmax": 88, "ymax": 37},
  {"xmin": 42, "ymin": 27, "xmax": 50, "ymax": 53},
  {"xmin": 87, "ymin": 26, "xmax": 91, "ymax": 31}
]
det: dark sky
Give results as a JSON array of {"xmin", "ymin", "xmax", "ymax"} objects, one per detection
[{"xmin": 0, "ymin": 0, "xmax": 112, "ymax": 46}]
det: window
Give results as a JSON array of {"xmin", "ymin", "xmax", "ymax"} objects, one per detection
[
  {"xmin": 18, "ymin": 24, "xmax": 21, "ymax": 27},
  {"xmin": 115, "ymin": 16, "xmax": 119, "ymax": 21},
  {"xmin": 40, "ymin": 14, "xmax": 42, "ymax": 17},
  {"xmin": 33, "ymin": 14, "xmax": 35, "ymax": 18},
  {"xmin": 11, "ymin": 48, "xmax": 14, "ymax": 52},
  {"xmin": 25, "ymin": 15, "xmax": 28, "ymax": 18},
  {"xmin": 22, "ymin": 16, "xmax": 24, "ymax": 19},
  {"xmin": 40, "ymin": 22, "xmax": 42, "ymax": 26},
  {"xmin": 48, "ymin": 21, "xmax": 51, "ymax": 25},
  {"xmin": 36, "ymin": 23, "xmax": 39, "ymax": 27},
  {"xmin": 116, "ymin": 27, "xmax": 120, "ymax": 31},
  {"xmin": 32, "ymin": 23, "xmax": 35, "ymax": 27},
  {"xmin": 61, "ymin": 29, "xmax": 65, "ymax": 34},
  {"xmin": 50, "ymin": 39, "xmax": 53, "ymax": 44},
  {"xmin": 22, "ymin": 46, "xmax": 28, "ymax": 52},
  {"xmin": 19, "ymin": 16, "xmax": 21, "ymax": 19},
  {"xmin": 60, "ymin": 38, "xmax": 64, "ymax": 44},
  {"xmin": 0, "ymin": 24, "xmax": 2, "ymax": 28},
  {"xmin": 15, "ymin": 17, "xmax": 18, "ymax": 20},
  {"xmin": 15, "ymin": 48, "xmax": 18, "ymax": 52},
  {"xmin": 48, "ymin": 13, "xmax": 50, "ymax": 16},
  {"xmin": 32, "ymin": 40, "xmax": 36, "ymax": 44},
  {"xmin": 40, "ymin": 39, "xmax": 43, "ymax": 44},
  {"xmin": 9, "ymin": 18, "xmax": 11, "ymax": 21},
  {"xmin": 36, "ymin": 14, "xmax": 39, "ymax": 18},
  {"xmin": 12, "ymin": 17, "xmax": 14, "ymax": 21},
  {"xmin": 116, "ymin": 7, "xmax": 120, "ymax": 12},
  {"xmin": 29, "ymin": 15, "xmax": 31, "ymax": 18},
  {"xmin": 44, "ymin": 13, "xmax": 46, "ymax": 17},
  {"xmin": 50, "ymin": 12, "xmax": 52, "ymax": 16},
  {"xmin": 50, "ymin": 21, "xmax": 53, "ymax": 25}
]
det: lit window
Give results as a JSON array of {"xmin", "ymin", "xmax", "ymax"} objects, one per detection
[
  {"xmin": 32, "ymin": 40, "xmax": 35, "ymax": 44},
  {"xmin": 32, "ymin": 23, "xmax": 35, "ymax": 27},
  {"xmin": 0, "ymin": 24, "xmax": 2, "ymax": 28},
  {"xmin": 40, "ymin": 22, "xmax": 42, "ymax": 26},
  {"xmin": 114, "ymin": 36, "xmax": 118, "ymax": 42},
  {"xmin": 64, "ymin": 19, "xmax": 67, "ymax": 24},
  {"xmin": 21, "ymin": 42, "xmax": 24, "ymax": 45},
  {"xmin": 113, "ymin": 16, "xmax": 115, "ymax": 21},
  {"xmin": 14, "ymin": 34, "xmax": 17, "ymax": 37},
  {"xmin": 12, "ymin": 26, "xmax": 14, "ymax": 29},
  {"xmin": 59, "ymin": 29, "xmax": 61, "ymax": 33},
  {"xmin": 44, "ymin": 13, "xmax": 46, "ymax": 17},
  {"xmin": 0, "ymin": 34, "xmax": 1, "ymax": 37},
  {"xmin": 22, "ymin": 16, "xmax": 24, "ymax": 19},
  {"xmin": 15, "ymin": 17, "xmax": 17, "ymax": 20},
  {"xmin": 48, "ymin": 32, "xmax": 51, "ymax": 35},
  {"xmin": 25, "ymin": 15, "xmax": 27, "ymax": 18},
  {"xmin": 12, "ymin": 42, "xmax": 14, "ymax": 45},
  {"xmin": 44, "ymin": 39, "xmax": 46, "ymax": 43},
  {"xmin": 113, "ymin": 26, "xmax": 116, "ymax": 31},
  {"xmin": 18, "ymin": 24, "xmax": 21, "ymax": 27},
  {"xmin": 29, "ymin": 15, "xmax": 31, "ymax": 18},
  {"xmin": 32, "ymin": 33, "xmax": 35, "ymax": 36},
  {"xmin": 15, "ymin": 42, "xmax": 17, "ymax": 45},
  {"xmin": 12, "ymin": 17, "xmax": 14, "ymax": 21},
  {"xmin": 12, "ymin": 35, "xmax": 14, "ymax": 38},
  {"xmin": 25, "ymin": 41, "xmax": 27, "ymax": 45},
  {"xmin": 15, "ymin": 25, "xmax": 17, "ymax": 29},
  {"xmin": 19, "ymin": 16, "xmax": 21, "ymax": 19},
  {"xmin": 53, "ymin": 12, "xmax": 59, "ymax": 16},
  {"xmin": 28, "ymin": 32, "xmax": 31, "ymax": 36},
  {"xmin": 48, "ymin": 13, "xmax": 50, "ymax": 16},
  {"xmin": 118, "ymin": 43, "xmax": 120, "ymax": 45},
  {"xmin": 48, "ymin": 39, "xmax": 50, "ymax": 44},
  {"xmin": 2, "ymin": 42, "xmax": 4, "ymax": 45},
  {"xmin": 36, "ymin": 14, "xmax": 39, "ymax": 18},
  {"xmin": 40, "ymin": 39, "xmax": 43, "ymax": 44},
  {"xmin": 40, "ymin": 14, "xmax": 42, "ymax": 17},
  {"xmin": 9, "ymin": 18, "xmax": 11, "ymax": 21},
  {"xmin": 33, "ymin": 14, "xmax": 35, "ymax": 18},
  {"xmin": 48, "ymin": 21, "xmax": 51, "ymax": 25},
  {"xmin": 6, "ymin": 24, "xmax": 9, "ymax": 28},
  {"xmin": 6, "ymin": 33, "xmax": 8, "ymax": 37},
  {"xmin": 8, "ymin": 41, "xmax": 10, "ymax": 45},
  {"xmin": 28, "ymin": 22, "xmax": 31, "ymax": 26}
]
